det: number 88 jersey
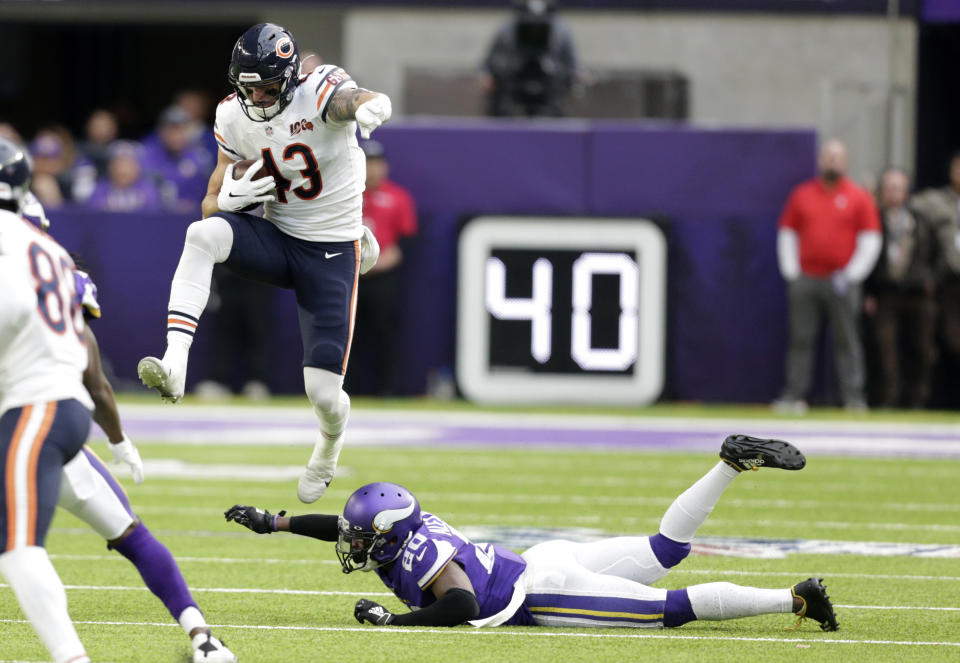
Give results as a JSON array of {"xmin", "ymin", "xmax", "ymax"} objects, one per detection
[
  {"xmin": 0, "ymin": 211, "xmax": 93, "ymax": 414},
  {"xmin": 214, "ymin": 64, "xmax": 366, "ymax": 243},
  {"xmin": 374, "ymin": 511, "xmax": 528, "ymax": 627}
]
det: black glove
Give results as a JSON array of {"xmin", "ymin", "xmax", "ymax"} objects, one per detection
[
  {"xmin": 354, "ymin": 599, "xmax": 395, "ymax": 625},
  {"xmin": 224, "ymin": 505, "xmax": 285, "ymax": 534}
]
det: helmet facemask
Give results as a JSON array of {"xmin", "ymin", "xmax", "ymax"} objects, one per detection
[
  {"xmin": 336, "ymin": 516, "xmax": 392, "ymax": 573},
  {"xmin": 232, "ymin": 67, "xmax": 297, "ymax": 122}
]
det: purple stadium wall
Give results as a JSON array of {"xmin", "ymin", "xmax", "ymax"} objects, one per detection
[{"xmin": 49, "ymin": 120, "xmax": 817, "ymax": 403}]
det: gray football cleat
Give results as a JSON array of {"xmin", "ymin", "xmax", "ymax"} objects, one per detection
[{"xmin": 137, "ymin": 356, "xmax": 185, "ymax": 403}]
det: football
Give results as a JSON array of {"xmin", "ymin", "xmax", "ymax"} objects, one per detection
[{"xmin": 230, "ymin": 159, "xmax": 275, "ymax": 212}]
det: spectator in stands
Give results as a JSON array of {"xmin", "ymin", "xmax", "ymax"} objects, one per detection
[
  {"xmin": 345, "ymin": 140, "xmax": 418, "ymax": 396},
  {"xmin": 911, "ymin": 150, "xmax": 960, "ymax": 406},
  {"xmin": 29, "ymin": 126, "xmax": 77, "ymax": 208},
  {"xmin": 773, "ymin": 139, "xmax": 882, "ymax": 414},
  {"xmin": 171, "ymin": 90, "xmax": 218, "ymax": 167},
  {"xmin": 863, "ymin": 168, "xmax": 937, "ymax": 409},
  {"xmin": 480, "ymin": 0, "xmax": 578, "ymax": 117},
  {"xmin": 0, "ymin": 121, "xmax": 23, "ymax": 144},
  {"xmin": 73, "ymin": 108, "xmax": 120, "ymax": 203},
  {"xmin": 85, "ymin": 140, "xmax": 162, "ymax": 212},
  {"xmin": 142, "ymin": 105, "xmax": 213, "ymax": 213}
]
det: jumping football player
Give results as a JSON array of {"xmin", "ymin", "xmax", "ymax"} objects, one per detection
[
  {"xmin": 0, "ymin": 137, "xmax": 92, "ymax": 663},
  {"xmin": 226, "ymin": 435, "xmax": 839, "ymax": 632},
  {"xmin": 137, "ymin": 22, "xmax": 387, "ymax": 504},
  {"xmin": 18, "ymin": 186, "xmax": 239, "ymax": 662}
]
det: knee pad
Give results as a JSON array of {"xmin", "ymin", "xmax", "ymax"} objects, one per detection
[
  {"xmin": 184, "ymin": 217, "xmax": 233, "ymax": 263},
  {"xmin": 303, "ymin": 367, "xmax": 347, "ymax": 416},
  {"xmin": 59, "ymin": 451, "xmax": 135, "ymax": 540}
]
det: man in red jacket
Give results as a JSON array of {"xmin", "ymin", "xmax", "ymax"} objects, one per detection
[
  {"xmin": 773, "ymin": 139, "xmax": 881, "ymax": 414},
  {"xmin": 352, "ymin": 140, "xmax": 418, "ymax": 395}
]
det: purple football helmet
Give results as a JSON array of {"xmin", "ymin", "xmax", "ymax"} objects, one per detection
[{"xmin": 337, "ymin": 482, "xmax": 422, "ymax": 573}]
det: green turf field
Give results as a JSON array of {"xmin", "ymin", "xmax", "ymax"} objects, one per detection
[{"xmin": 1, "ymin": 401, "xmax": 958, "ymax": 662}]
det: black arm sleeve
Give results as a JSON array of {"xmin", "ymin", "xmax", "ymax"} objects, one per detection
[
  {"xmin": 288, "ymin": 515, "xmax": 339, "ymax": 542},
  {"xmin": 389, "ymin": 588, "xmax": 480, "ymax": 627}
]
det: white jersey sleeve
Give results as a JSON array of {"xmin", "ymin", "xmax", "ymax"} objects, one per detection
[
  {"xmin": 309, "ymin": 65, "xmax": 359, "ymax": 126},
  {"xmin": 0, "ymin": 212, "xmax": 93, "ymax": 414},
  {"xmin": 213, "ymin": 94, "xmax": 245, "ymax": 162}
]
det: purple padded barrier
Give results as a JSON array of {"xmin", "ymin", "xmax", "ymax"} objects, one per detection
[
  {"xmin": 48, "ymin": 120, "xmax": 817, "ymax": 403},
  {"xmin": 587, "ymin": 125, "xmax": 816, "ymax": 401}
]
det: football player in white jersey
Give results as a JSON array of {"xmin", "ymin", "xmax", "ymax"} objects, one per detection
[
  {"xmin": 18, "ymin": 190, "xmax": 238, "ymax": 662},
  {"xmin": 138, "ymin": 23, "xmax": 388, "ymax": 503},
  {"xmin": 0, "ymin": 138, "xmax": 92, "ymax": 663}
]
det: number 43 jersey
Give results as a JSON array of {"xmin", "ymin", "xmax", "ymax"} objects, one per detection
[
  {"xmin": 214, "ymin": 64, "xmax": 366, "ymax": 243},
  {"xmin": 375, "ymin": 512, "xmax": 529, "ymax": 627},
  {"xmin": 0, "ymin": 211, "xmax": 93, "ymax": 414}
]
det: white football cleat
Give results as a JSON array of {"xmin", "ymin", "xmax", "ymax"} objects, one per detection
[
  {"xmin": 137, "ymin": 356, "xmax": 186, "ymax": 403},
  {"xmin": 359, "ymin": 225, "xmax": 380, "ymax": 275},
  {"xmin": 297, "ymin": 436, "xmax": 343, "ymax": 503},
  {"xmin": 192, "ymin": 632, "xmax": 237, "ymax": 663}
]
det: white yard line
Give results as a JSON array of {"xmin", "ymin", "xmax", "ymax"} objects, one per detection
[
  {"xmin": 114, "ymin": 403, "xmax": 960, "ymax": 436},
  {"xmin": 42, "ymin": 555, "xmax": 960, "ymax": 581},
  {"xmin": 3, "ymin": 583, "xmax": 957, "ymax": 612},
  {"xmin": 0, "ymin": 618, "xmax": 957, "ymax": 647},
  {"xmin": 48, "ymin": 553, "xmax": 340, "ymax": 565}
]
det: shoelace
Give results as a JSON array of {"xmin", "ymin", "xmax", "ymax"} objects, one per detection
[{"xmin": 786, "ymin": 591, "xmax": 808, "ymax": 631}]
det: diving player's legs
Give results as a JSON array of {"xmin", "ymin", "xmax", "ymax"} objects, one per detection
[
  {"xmin": 138, "ymin": 217, "xmax": 235, "ymax": 402},
  {"xmin": 523, "ymin": 544, "xmax": 800, "ymax": 629},
  {"xmin": 521, "ymin": 435, "xmax": 824, "ymax": 630},
  {"xmin": 567, "ymin": 459, "xmax": 741, "ymax": 586},
  {"xmin": 572, "ymin": 435, "xmax": 807, "ymax": 584},
  {"xmin": 59, "ymin": 447, "xmax": 238, "ymax": 662},
  {"xmin": 0, "ymin": 401, "xmax": 91, "ymax": 663},
  {"xmin": 295, "ymin": 238, "xmax": 360, "ymax": 503}
]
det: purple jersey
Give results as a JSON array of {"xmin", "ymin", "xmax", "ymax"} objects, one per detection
[{"xmin": 375, "ymin": 512, "xmax": 527, "ymax": 623}]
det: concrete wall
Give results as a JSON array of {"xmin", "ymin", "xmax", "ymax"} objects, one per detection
[
  {"xmin": 0, "ymin": 3, "xmax": 916, "ymax": 178},
  {"xmin": 344, "ymin": 9, "xmax": 916, "ymax": 179}
]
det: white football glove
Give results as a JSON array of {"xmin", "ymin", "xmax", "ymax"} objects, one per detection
[
  {"xmin": 359, "ymin": 225, "xmax": 380, "ymax": 275},
  {"xmin": 110, "ymin": 434, "xmax": 144, "ymax": 485},
  {"xmin": 355, "ymin": 94, "xmax": 392, "ymax": 139},
  {"xmin": 217, "ymin": 160, "xmax": 277, "ymax": 212}
]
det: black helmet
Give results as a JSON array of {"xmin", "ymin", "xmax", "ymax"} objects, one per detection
[
  {"xmin": 0, "ymin": 137, "xmax": 32, "ymax": 215},
  {"xmin": 227, "ymin": 23, "xmax": 301, "ymax": 122}
]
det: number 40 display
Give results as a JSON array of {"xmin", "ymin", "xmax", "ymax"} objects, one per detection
[
  {"xmin": 457, "ymin": 217, "xmax": 667, "ymax": 406},
  {"xmin": 486, "ymin": 252, "xmax": 640, "ymax": 371}
]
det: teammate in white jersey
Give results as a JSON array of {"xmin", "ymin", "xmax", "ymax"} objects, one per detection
[
  {"xmin": 0, "ymin": 137, "xmax": 91, "ymax": 663},
  {"xmin": 137, "ymin": 23, "xmax": 389, "ymax": 503},
  {"xmin": 18, "ymin": 189, "xmax": 237, "ymax": 662}
]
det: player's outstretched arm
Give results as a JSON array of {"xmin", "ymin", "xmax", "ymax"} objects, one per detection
[
  {"xmin": 83, "ymin": 327, "xmax": 144, "ymax": 483},
  {"xmin": 355, "ymin": 560, "xmax": 480, "ymax": 627},
  {"xmin": 225, "ymin": 505, "xmax": 340, "ymax": 540},
  {"xmin": 328, "ymin": 89, "xmax": 392, "ymax": 139}
]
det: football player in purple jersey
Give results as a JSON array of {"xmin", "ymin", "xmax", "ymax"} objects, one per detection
[{"xmin": 225, "ymin": 435, "xmax": 839, "ymax": 632}]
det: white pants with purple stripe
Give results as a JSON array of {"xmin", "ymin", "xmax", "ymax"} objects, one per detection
[{"xmin": 520, "ymin": 537, "xmax": 670, "ymax": 627}]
